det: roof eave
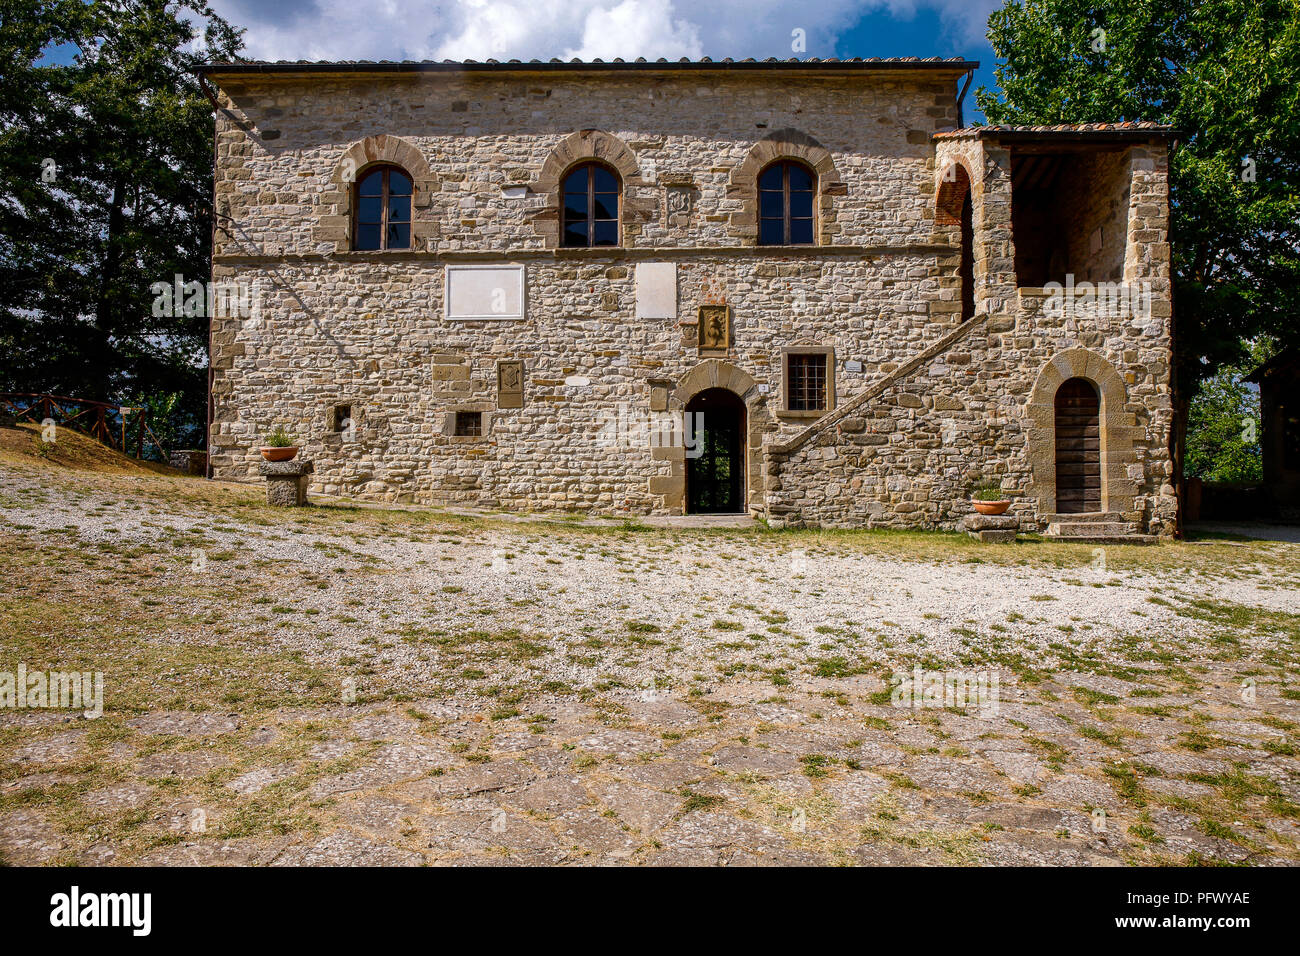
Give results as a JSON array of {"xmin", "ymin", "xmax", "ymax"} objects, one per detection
[
  {"xmin": 197, "ymin": 59, "xmax": 980, "ymax": 79},
  {"xmin": 934, "ymin": 127, "xmax": 1179, "ymax": 144}
]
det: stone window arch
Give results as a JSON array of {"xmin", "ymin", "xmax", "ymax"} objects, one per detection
[
  {"xmin": 529, "ymin": 130, "xmax": 653, "ymax": 248},
  {"xmin": 1025, "ymin": 348, "xmax": 1140, "ymax": 516},
  {"xmin": 727, "ymin": 129, "xmax": 845, "ymax": 246},
  {"xmin": 315, "ymin": 135, "xmax": 437, "ymax": 253}
]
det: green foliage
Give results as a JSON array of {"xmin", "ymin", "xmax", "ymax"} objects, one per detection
[
  {"xmin": 264, "ymin": 425, "xmax": 295, "ymax": 448},
  {"xmin": 0, "ymin": 0, "xmax": 243, "ymax": 448},
  {"xmin": 976, "ymin": 1, "xmax": 1300, "ymax": 399},
  {"xmin": 972, "ymin": 481, "xmax": 1008, "ymax": 501},
  {"xmin": 1185, "ymin": 366, "xmax": 1264, "ymax": 483}
]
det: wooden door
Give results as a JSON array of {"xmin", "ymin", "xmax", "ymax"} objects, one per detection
[{"xmin": 1055, "ymin": 378, "xmax": 1101, "ymax": 513}]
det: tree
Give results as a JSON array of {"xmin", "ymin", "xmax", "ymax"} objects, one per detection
[
  {"xmin": 0, "ymin": 0, "xmax": 242, "ymax": 451},
  {"xmin": 974, "ymin": 0, "xmax": 1300, "ymax": 500},
  {"xmin": 1184, "ymin": 368, "xmax": 1263, "ymax": 483}
]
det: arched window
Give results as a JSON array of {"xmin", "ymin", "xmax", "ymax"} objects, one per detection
[
  {"xmin": 562, "ymin": 162, "xmax": 620, "ymax": 248},
  {"xmin": 758, "ymin": 160, "xmax": 815, "ymax": 246},
  {"xmin": 353, "ymin": 165, "xmax": 412, "ymax": 251}
]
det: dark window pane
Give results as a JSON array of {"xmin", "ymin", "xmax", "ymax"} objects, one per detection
[
  {"xmin": 564, "ymin": 192, "xmax": 588, "ymax": 217},
  {"xmin": 387, "ymin": 170, "xmax": 411, "ymax": 195},
  {"xmin": 591, "ymin": 165, "xmax": 618, "ymax": 192},
  {"xmin": 563, "ymin": 168, "xmax": 590, "ymax": 192},
  {"xmin": 563, "ymin": 221, "xmax": 588, "ymax": 247},
  {"xmin": 759, "ymin": 191, "xmax": 784, "ymax": 219},
  {"xmin": 355, "ymin": 223, "xmax": 381, "ymax": 250},
  {"xmin": 788, "ymin": 354, "xmax": 827, "ymax": 411},
  {"xmin": 592, "ymin": 193, "xmax": 618, "ymax": 220},
  {"xmin": 789, "ymin": 218, "xmax": 814, "ymax": 245},
  {"xmin": 358, "ymin": 169, "xmax": 384, "ymax": 195},
  {"xmin": 357, "ymin": 196, "xmax": 383, "ymax": 223},
  {"xmin": 388, "ymin": 196, "xmax": 411, "ymax": 222},
  {"xmin": 759, "ymin": 165, "xmax": 783, "ymax": 190},
  {"xmin": 387, "ymin": 223, "xmax": 410, "ymax": 248},
  {"xmin": 789, "ymin": 192, "xmax": 814, "ymax": 220},
  {"xmin": 593, "ymin": 220, "xmax": 618, "ymax": 246},
  {"xmin": 787, "ymin": 164, "xmax": 814, "ymax": 191},
  {"xmin": 759, "ymin": 219, "xmax": 784, "ymax": 245},
  {"xmin": 454, "ymin": 411, "xmax": 482, "ymax": 437}
]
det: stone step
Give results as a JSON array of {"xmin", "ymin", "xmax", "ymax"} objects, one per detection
[
  {"xmin": 1046, "ymin": 520, "xmax": 1135, "ymax": 538},
  {"xmin": 1044, "ymin": 511, "xmax": 1125, "ymax": 524},
  {"xmin": 1042, "ymin": 533, "xmax": 1158, "ymax": 545}
]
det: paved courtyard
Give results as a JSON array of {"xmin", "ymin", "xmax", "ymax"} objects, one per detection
[{"xmin": 1, "ymin": 444, "xmax": 1297, "ymax": 865}]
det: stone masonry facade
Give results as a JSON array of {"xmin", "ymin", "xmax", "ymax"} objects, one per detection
[{"xmin": 203, "ymin": 59, "xmax": 1178, "ymax": 536}]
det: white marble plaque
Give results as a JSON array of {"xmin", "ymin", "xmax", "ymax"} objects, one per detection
[
  {"xmin": 445, "ymin": 265, "xmax": 525, "ymax": 321},
  {"xmin": 635, "ymin": 262, "xmax": 677, "ymax": 319}
]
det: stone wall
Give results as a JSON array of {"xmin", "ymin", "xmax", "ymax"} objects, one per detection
[
  {"xmin": 765, "ymin": 133, "xmax": 1176, "ymax": 535},
  {"xmin": 209, "ymin": 70, "xmax": 961, "ymax": 258}
]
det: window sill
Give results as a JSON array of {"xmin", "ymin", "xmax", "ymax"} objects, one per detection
[{"xmin": 777, "ymin": 409, "xmax": 829, "ymax": 420}]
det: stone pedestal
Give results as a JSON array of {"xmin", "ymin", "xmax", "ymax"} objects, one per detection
[
  {"xmin": 958, "ymin": 512, "xmax": 1020, "ymax": 543},
  {"xmin": 258, "ymin": 459, "xmax": 313, "ymax": 507}
]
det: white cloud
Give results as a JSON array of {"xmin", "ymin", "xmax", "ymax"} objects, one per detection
[
  {"xmin": 564, "ymin": 0, "xmax": 702, "ymax": 61},
  {"xmin": 206, "ymin": 0, "xmax": 997, "ymax": 63}
]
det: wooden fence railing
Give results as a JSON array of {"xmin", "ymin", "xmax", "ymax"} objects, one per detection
[{"xmin": 0, "ymin": 393, "xmax": 168, "ymax": 461}]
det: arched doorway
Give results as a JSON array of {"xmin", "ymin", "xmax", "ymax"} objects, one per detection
[
  {"xmin": 959, "ymin": 191, "xmax": 974, "ymax": 320},
  {"xmin": 686, "ymin": 388, "xmax": 746, "ymax": 514},
  {"xmin": 1054, "ymin": 377, "xmax": 1101, "ymax": 513}
]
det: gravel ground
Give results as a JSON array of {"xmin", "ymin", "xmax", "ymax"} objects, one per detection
[{"xmin": 1, "ymin": 460, "xmax": 1297, "ymax": 866}]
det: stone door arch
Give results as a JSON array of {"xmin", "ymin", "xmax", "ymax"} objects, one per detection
[
  {"xmin": 1025, "ymin": 349, "xmax": 1138, "ymax": 515},
  {"xmin": 650, "ymin": 360, "xmax": 771, "ymax": 514}
]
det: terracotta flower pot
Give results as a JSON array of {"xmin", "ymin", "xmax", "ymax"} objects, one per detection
[
  {"xmin": 972, "ymin": 499, "xmax": 1011, "ymax": 516},
  {"xmin": 260, "ymin": 446, "xmax": 299, "ymax": 462}
]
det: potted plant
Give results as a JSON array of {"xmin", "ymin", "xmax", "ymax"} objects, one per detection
[
  {"xmin": 260, "ymin": 425, "xmax": 298, "ymax": 462},
  {"xmin": 971, "ymin": 480, "xmax": 1011, "ymax": 516}
]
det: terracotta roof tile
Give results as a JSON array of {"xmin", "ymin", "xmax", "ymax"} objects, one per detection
[{"xmin": 934, "ymin": 121, "xmax": 1175, "ymax": 139}]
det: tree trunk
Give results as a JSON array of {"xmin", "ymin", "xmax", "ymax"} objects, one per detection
[{"xmin": 94, "ymin": 171, "xmax": 126, "ymax": 397}]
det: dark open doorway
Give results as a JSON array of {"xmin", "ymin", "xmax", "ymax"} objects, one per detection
[{"xmin": 686, "ymin": 388, "xmax": 746, "ymax": 514}]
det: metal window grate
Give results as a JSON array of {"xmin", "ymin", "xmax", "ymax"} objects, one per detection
[
  {"xmin": 454, "ymin": 411, "xmax": 482, "ymax": 437},
  {"xmin": 787, "ymin": 353, "xmax": 827, "ymax": 411}
]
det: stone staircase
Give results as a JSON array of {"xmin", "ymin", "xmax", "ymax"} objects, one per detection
[{"xmin": 1043, "ymin": 512, "xmax": 1155, "ymax": 544}]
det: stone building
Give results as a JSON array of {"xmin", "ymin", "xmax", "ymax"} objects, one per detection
[{"xmin": 200, "ymin": 57, "xmax": 1178, "ymax": 538}]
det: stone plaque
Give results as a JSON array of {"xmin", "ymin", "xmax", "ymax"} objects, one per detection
[
  {"xmin": 698, "ymin": 305, "xmax": 729, "ymax": 352},
  {"xmin": 635, "ymin": 262, "xmax": 677, "ymax": 319},
  {"xmin": 445, "ymin": 264, "xmax": 525, "ymax": 321},
  {"xmin": 665, "ymin": 185, "xmax": 694, "ymax": 223},
  {"xmin": 497, "ymin": 360, "xmax": 524, "ymax": 409}
]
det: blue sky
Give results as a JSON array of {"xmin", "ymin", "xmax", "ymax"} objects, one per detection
[{"xmin": 45, "ymin": 1, "xmax": 1003, "ymax": 121}]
